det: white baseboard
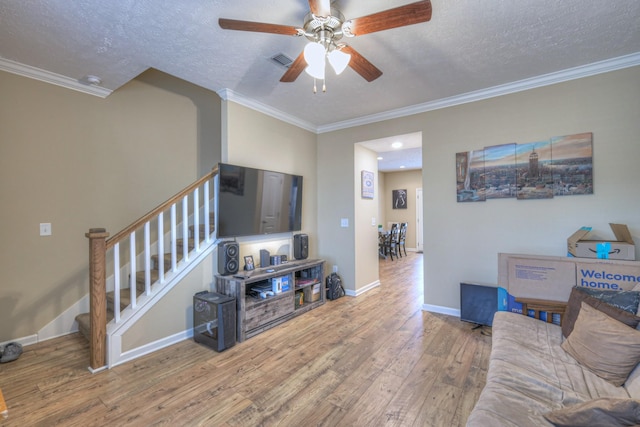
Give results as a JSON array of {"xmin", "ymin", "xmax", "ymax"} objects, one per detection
[
  {"xmin": 0, "ymin": 334, "xmax": 38, "ymax": 349},
  {"xmin": 422, "ymin": 304, "xmax": 460, "ymax": 318},
  {"xmin": 112, "ymin": 328, "xmax": 194, "ymax": 369},
  {"xmin": 345, "ymin": 279, "xmax": 380, "ymax": 297},
  {"xmin": 38, "ymin": 294, "xmax": 88, "ymax": 341}
]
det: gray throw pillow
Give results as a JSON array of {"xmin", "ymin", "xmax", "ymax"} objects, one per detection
[{"xmin": 578, "ymin": 288, "xmax": 640, "ymax": 314}]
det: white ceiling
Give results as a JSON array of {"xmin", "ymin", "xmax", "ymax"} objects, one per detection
[
  {"xmin": 1, "ymin": 0, "xmax": 639, "ymax": 170},
  {"xmin": 359, "ymin": 132, "xmax": 422, "ymax": 172}
]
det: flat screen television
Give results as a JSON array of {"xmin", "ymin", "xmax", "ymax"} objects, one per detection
[
  {"xmin": 460, "ymin": 282, "xmax": 498, "ymax": 327},
  {"xmin": 216, "ymin": 163, "xmax": 303, "ymax": 238}
]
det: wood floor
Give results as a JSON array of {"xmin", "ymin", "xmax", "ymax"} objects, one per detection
[{"xmin": 0, "ymin": 252, "xmax": 491, "ymax": 426}]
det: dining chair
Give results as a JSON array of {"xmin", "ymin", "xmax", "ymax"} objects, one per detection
[
  {"xmin": 398, "ymin": 223, "xmax": 408, "ymax": 257},
  {"xmin": 379, "ymin": 225, "xmax": 398, "ymax": 260}
]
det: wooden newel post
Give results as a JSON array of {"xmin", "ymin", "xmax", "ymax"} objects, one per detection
[{"xmin": 86, "ymin": 228, "xmax": 110, "ymax": 370}]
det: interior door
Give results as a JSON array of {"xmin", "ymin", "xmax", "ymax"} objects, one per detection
[
  {"xmin": 259, "ymin": 171, "xmax": 284, "ymax": 233},
  {"xmin": 416, "ymin": 188, "xmax": 423, "ymax": 252}
]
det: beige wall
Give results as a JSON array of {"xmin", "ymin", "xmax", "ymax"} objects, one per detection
[
  {"xmin": 223, "ymin": 102, "xmax": 318, "ymax": 267},
  {"xmin": 381, "ymin": 169, "xmax": 422, "ymax": 249},
  {"xmin": 0, "ymin": 69, "xmax": 222, "ymax": 343},
  {"xmin": 354, "ymin": 145, "xmax": 380, "ymax": 293},
  {"xmin": 3, "ymin": 61, "xmax": 639, "ymax": 350},
  {"xmin": 318, "ymin": 66, "xmax": 640, "ymax": 312}
]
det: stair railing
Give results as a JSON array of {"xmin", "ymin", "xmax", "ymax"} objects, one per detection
[{"xmin": 86, "ymin": 166, "xmax": 218, "ymax": 370}]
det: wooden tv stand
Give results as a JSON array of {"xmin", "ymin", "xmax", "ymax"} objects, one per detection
[{"xmin": 215, "ymin": 259, "xmax": 325, "ymax": 342}]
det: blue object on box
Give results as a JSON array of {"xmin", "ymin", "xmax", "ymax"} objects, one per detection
[
  {"xmin": 497, "ymin": 287, "xmax": 508, "ymax": 311},
  {"xmin": 281, "ymin": 276, "xmax": 290, "ymax": 292},
  {"xmin": 596, "ymin": 242, "xmax": 611, "ymax": 259}
]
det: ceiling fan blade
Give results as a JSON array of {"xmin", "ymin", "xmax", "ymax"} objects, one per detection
[
  {"xmin": 309, "ymin": 0, "xmax": 331, "ymax": 18},
  {"xmin": 345, "ymin": 0, "xmax": 432, "ymax": 36},
  {"xmin": 341, "ymin": 46, "xmax": 383, "ymax": 82},
  {"xmin": 280, "ymin": 51, "xmax": 307, "ymax": 82},
  {"xmin": 219, "ymin": 18, "xmax": 300, "ymax": 36}
]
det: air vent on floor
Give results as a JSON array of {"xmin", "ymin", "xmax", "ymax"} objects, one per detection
[{"xmin": 270, "ymin": 53, "xmax": 293, "ymax": 68}]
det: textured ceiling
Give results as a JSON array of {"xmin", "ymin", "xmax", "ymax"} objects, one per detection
[{"xmin": 1, "ymin": 0, "xmax": 639, "ymax": 138}]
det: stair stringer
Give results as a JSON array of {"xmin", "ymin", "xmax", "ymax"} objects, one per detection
[{"xmin": 105, "ymin": 237, "xmax": 219, "ymax": 369}]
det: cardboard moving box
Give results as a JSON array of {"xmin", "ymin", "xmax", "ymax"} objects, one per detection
[
  {"xmin": 500, "ymin": 253, "xmax": 640, "ymax": 302},
  {"xmin": 567, "ymin": 223, "xmax": 635, "ymax": 260}
]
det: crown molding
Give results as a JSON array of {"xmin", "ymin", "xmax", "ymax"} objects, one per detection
[
  {"xmin": 3, "ymin": 52, "xmax": 638, "ymax": 132},
  {"xmin": 0, "ymin": 57, "xmax": 112, "ymax": 98},
  {"xmin": 316, "ymin": 52, "xmax": 640, "ymax": 133},
  {"xmin": 216, "ymin": 88, "xmax": 317, "ymax": 133}
]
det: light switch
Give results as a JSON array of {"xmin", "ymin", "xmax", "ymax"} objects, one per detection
[
  {"xmin": 371, "ymin": 217, "xmax": 376, "ymax": 226},
  {"xmin": 40, "ymin": 223, "xmax": 52, "ymax": 236}
]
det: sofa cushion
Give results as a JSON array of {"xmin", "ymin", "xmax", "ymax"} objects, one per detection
[
  {"xmin": 543, "ymin": 398, "xmax": 640, "ymax": 426},
  {"xmin": 561, "ymin": 302, "xmax": 640, "ymax": 386},
  {"xmin": 467, "ymin": 311, "xmax": 629, "ymax": 427},
  {"xmin": 562, "ymin": 287, "xmax": 640, "ymax": 338}
]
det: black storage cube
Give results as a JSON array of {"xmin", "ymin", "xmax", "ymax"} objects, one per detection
[{"xmin": 193, "ymin": 291, "xmax": 236, "ymax": 352}]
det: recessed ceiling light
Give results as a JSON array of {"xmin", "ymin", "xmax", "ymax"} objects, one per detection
[
  {"xmin": 400, "ymin": 165, "xmax": 406, "ymax": 169},
  {"xmin": 377, "ymin": 156, "xmax": 383, "ymax": 160},
  {"xmin": 391, "ymin": 142, "xmax": 403, "ymax": 149}
]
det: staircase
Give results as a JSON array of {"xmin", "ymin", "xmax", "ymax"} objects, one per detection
[
  {"xmin": 75, "ymin": 217, "xmax": 213, "ymax": 342},
  {"xmin": 80, "ymin": 168, "xmax": 219, "ymax": 370}
]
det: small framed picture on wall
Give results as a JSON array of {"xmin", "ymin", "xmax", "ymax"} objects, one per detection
[
  {"xmin": 361, "ymin": 170, "xmax": 374, "ymax": 199},
  {"xmin": 392, "ymin": 189, "xmax": 407, "ymax": 209}
]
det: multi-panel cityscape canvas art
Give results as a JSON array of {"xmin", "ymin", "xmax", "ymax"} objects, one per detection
[{"xmin": 456, "ymin": 132, "xmax": 593, "ymax": 203}]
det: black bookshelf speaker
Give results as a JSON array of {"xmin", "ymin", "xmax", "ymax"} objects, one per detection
[
  {"xmin": 294, "ymin": 234, "xmax": 308, "ymax": 260},
  {"xmin": 218, "ymin": 241, "xmax": 239, "ymax": 275},
  {"xmin": 193, "ymin": 291, "xmax": 236, "ymax": 352}
]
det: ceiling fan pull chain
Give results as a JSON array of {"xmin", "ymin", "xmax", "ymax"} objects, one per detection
[{"xmin": 313, "ymin": 78, "xmax": 317, "ymax": 94}]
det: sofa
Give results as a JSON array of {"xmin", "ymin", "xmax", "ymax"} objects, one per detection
[{"xmin": 467, "ymin": 289, "xmax": 640, "ymax": 426}]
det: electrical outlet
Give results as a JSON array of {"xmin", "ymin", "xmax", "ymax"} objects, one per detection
[
  {"xmin": 40, "ymin": 223, "xmax": 52, "ymax": 236},
  {"xmin": 340, "ymin": 218, "xmax": 349, "ymax": 228}
]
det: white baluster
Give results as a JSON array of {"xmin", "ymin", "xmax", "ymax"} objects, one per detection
[
  {"xmin": 158, "ymin": 211, "xmax": 164, "ymax": 284},
  {"xmin": 204, "ymin": 180, "xmax": 210, "ymax": 243},
  {"xmin": 171, "ymin": 204, "xmax": 177, "ymax": 271},
  {"xmin": 130, "ymin": 231, "xmax": 137, "ymax": 309},
  {"xmin": 144, "ymin": 221, "xmax": 151, "ymax": 295},
  {"xmin": 182, "ymin": 195, "xmax": 189, "ymax": 262},
  {"xmin": 193, "ymin": 187, "xmax": 200, "ymax": 253},
  {"xmin": 113, "ymin": 243, "xmax": 121, "ymax": 323}
]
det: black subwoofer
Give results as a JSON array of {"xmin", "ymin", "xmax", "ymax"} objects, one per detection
[
  {"xmin": 193, "ymin": 291, "xmax": 236, "ymax": 352},
  {"xmin": 218, "ymin": 241, "xmax": 239, "ymax": 275},
  {"xmin": 294, "ymin": 234, "xmax": 308, "ymax": 260}
]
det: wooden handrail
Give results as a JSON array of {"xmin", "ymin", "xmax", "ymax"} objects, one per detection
[{"xmin": 106, "ymin": 166, "xmax": 218, "ymax": 249}]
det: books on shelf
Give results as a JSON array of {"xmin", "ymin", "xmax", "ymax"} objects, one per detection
[{"xmin": 295, "ymin": 278, "xmax": 317, "ymax": 287}]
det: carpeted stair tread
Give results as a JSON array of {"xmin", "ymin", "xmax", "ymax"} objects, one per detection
[
  {"xmin": 189, "ymin": 223, "xmax": 215, "ymax": 239},
  {"xmin": 135, "ymin": 270, "xmax": 160, "ymax": 290},
  {"xmin": 76, "ymin": 310, "xmax": 115, "ymax": 341},
  {"xmin": 108, "ymin": 287, "xmax": 144, "ymax": 312},
  {"xmin": 151, "ymin": 253, "xmax": 174, "ymax": 273},
  {"xmin": 176, "ymin": 238, "xmax": 195, "ymax": 252}
]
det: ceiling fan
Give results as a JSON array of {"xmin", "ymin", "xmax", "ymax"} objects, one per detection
[{"xmin": 219, "ymin": 1, "xmax": 432, "ymax": 90}]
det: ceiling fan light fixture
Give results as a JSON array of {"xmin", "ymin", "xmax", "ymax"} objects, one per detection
[
  {"xmin": 303, "ymin": 42, "xmax": 325, "ymax": 67},
  {"xmin": 305, "ymin": 62, "xmax": 325, "ymax": 80},
  {"xmin": 328, "ymin": 49, "xmax": 350, "ymax": 75}
]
